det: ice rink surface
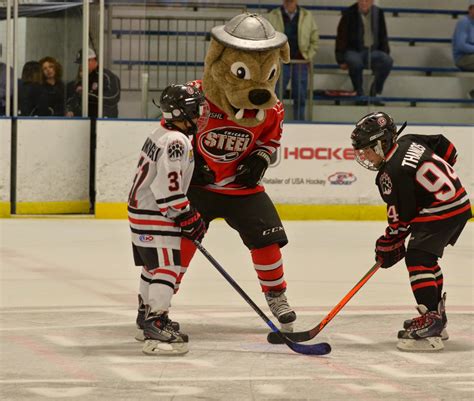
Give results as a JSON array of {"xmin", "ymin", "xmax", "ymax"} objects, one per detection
[{"xmin": 0, "ymin": 218, "xmax": 473, "ymax": 401}]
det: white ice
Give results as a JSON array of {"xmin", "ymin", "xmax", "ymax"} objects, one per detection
[{"xmin": 0, "ymin": 219, "xmax": 473, "ymax": 400}]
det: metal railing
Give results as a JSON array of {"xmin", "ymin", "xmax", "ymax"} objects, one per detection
[{"xmin": 109, "ymin": 15, "xmax": 315, "ymax": 120}]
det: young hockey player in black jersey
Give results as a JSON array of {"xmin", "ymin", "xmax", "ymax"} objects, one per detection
[
  {"xmin": 128, "ymin": 84, "xmax": 208, "ymax": 355},
  {"xmin": 351, "ymin": 111, "xmax": 471, "ymax": 352}
]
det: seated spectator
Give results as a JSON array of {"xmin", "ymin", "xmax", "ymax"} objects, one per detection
[
  {"xmin": 66, "ymin": 48, "xmax": 120, "ymax": 118},
  {"xmin": 267, "ymin": 0, "xmax": 319, "ymax": 120},
  {"xmin": 452, "ymin": 0, "xmax": 474, "ymax": 98},
  {"xmin": 0, "ymin": 62, "xmax": 13, "ymax": 116},
  {"xmin": 40, "ymin": 56, "xmax": 65, "ymax": 116},
  {"xmin": 335, "ymin": 0, "xmax": 393, "ymax": 103},
  {"xmin": 18, "ymin": 61, "xmax": 49, "ymax": 116}
]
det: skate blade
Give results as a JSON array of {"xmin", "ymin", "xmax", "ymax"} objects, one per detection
[
  {"xmin": 135, "ymin": 329, "xmax": 145, "ymax": 342},
  {"xmin": 142, "ymin": 340, "xmax": 189, "ymax": 356},
  {"xmin": 280, "ymin": 322, "xmax": 294, "ymax": 333},
  {"xmin": 397, "ymin": 337, "xmax": 444, "ymax": 352}
]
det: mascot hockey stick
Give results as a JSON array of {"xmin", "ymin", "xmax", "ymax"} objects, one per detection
[
  {"xmin": 268, "ymin": 262, "xmax": 381, "ymax": 344},
  {"xmin": 194, "ymin": 241, "xmax": 331, "ymax": 356}
]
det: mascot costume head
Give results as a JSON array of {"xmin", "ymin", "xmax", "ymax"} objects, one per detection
[{"xmin": 203, "ymin": 13, "xmax": 290, "ymax": 127}]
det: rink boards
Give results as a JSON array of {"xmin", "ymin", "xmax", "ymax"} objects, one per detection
[{"xmin": 0, "ymin": 119, "xmax": 473, "ymax": 219}]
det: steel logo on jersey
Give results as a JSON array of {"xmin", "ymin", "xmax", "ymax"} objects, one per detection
[
  {"xmin": 199, "ymin": 127, "xmax": 253, "ymax": 162},
  {"xmin": 380, "ymin": 172, "xmax": 392, "ymax": 195}
]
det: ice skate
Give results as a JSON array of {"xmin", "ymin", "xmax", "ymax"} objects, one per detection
[
  {"xmin": 135, "ymin": 295, "xmax": 181, "ymax": 342},
  {"xmin": 265, "ymin": 289, "xmax": 296, "ymax": 331},
  {"xmin": 397, "ymin": 305, "xmax": 444, "ymax": 352},
  {"xmin": 402, "ymin": 293, "xmax": 448, "ymax": 341},
  {"xmin": 142, "ymin": 309, "xmax": 189, "ymax": 356}
]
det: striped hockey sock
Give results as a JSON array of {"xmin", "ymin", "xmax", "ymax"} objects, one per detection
[
  {"xmin": 407, "ymin": 263, "xmax": 440, "ymax": 312},
  {"xmin": 251, "ymin": 244, "xmax": 286, "ymax": 292},
  {"xmin": 174, "ymin": 238, "xmax": 197, "ymax": 294}
]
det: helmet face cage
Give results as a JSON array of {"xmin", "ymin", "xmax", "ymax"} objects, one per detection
[{"xmin": 351, "ymin": 112, "xmax": 397, "ymax": 171}]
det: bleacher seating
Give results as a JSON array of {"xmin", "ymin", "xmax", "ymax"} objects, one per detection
[{"xmin": 108, "ymin": 1, "xmax": 474, "ymax": 123}]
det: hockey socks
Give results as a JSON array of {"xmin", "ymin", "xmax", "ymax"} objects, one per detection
[
  {"xmin": 406, "ymin": 249, "xmax": 443, "ymax": 311},
  {"xmin": 251, "ymin": 244, "xmax": 286, "ymax": 292}
]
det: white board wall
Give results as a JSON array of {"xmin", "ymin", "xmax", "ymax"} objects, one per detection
[
  {"xmin": 95, "ymin": 122, "xmax": 474, "ymax": 205},
  {"xmin": 0, "ymin": 118, "xmax": 11, "ymax": 216},
  {"xmin": 15, "ymin": 118, "xmax": 90, "ymax": 211}
]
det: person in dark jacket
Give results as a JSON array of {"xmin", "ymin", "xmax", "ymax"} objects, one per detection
[
  {"xmin": 40, "ymin": 56, "xmax": 65, "ymax": 116},
  {"xmin": 335, "ymin": 0, "xmax": 393, "ymax": 99},
  {"xmin": 18, "ymin": 61, "xmax": 49, "ymax": 116},
  {"xmin": 66, "ymin": 48, "xmax": 121, "ymax": 118}
]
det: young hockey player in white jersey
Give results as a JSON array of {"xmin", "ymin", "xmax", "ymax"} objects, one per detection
[
  {"xmin": 128, "ymin": 84, "xmax": 209, "ymax": 355},
  {"xmin": 351, "ymin": 111, "xmax": 471, "ymax": 352}
]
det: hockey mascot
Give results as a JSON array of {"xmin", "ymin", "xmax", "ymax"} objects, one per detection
[{"xmin": 181, "ymin": 13, "xmax": 297, "ymax": 330}]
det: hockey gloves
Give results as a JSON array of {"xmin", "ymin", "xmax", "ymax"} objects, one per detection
[
  {"xmin": 234, "ymin": 149, "xmax": 271, "ymax": 188},
  {"xmin": 174, "ymin": 207, "xmax": 206, "ymax": 243},
  {"xmin": 192, "ymin": 152, "xmax": 216, "ymax": 186},
  {"xmin": 375, "ymin": 235, "xmax": 406, "ymax": 268}
]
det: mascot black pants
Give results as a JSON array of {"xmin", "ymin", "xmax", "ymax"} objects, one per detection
[{"xmin": 187, "ymin": 186, "xmax": 288, "ymax": 250}]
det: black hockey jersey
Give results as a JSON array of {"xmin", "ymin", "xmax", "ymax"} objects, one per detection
[{"xmin": 376, "ymin": 134, "xmax": 471, "ymax": 237}]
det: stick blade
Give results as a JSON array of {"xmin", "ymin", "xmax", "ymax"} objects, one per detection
[
  {"xmin": 288, "ymin": 341, "xmax": 331, "ymax": 356},
  {"xmin": 267, "ymin": 331, "xmax": 312, "ymax": 344}
]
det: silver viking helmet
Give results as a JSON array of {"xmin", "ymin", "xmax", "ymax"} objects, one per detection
[{"xmin": 211, "ymin": 13, "xmax": 287, "ymax": 51}]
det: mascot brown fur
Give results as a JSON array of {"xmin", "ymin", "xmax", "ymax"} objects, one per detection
[{"xmin": 203, "ymin": 17, "xmax": 289, "ymax": 127}]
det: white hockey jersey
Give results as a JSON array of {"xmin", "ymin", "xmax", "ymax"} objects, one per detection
[{"xmin": 128, "ymin": 122, "xmax": 194, "ymax": 249}]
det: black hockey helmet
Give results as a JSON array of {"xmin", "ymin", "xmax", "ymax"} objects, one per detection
[
  {"xmin": 159, "ymin": 84, "xmax": 209, "ymax": 135},
  {"xmin": 351, "ymin": 111, "xmax": 400, "ymax": 170}
]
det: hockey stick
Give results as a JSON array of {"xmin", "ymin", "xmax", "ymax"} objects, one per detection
[
  {"xmin": 193, "ymin": 240, "xmax": 331, "ymax": 356},
  {"xmin": 267, "ymin": 262, "xmax": 381, "ymax": 344}
]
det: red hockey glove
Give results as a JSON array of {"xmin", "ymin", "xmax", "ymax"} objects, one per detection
[
  {"xmin": 234, "ymin": 149, "xmax": 271, "ymax": 188},
  {"xmin": 174, "ymin": 207, "xmax": 206, "ymax": 243},
  {"xmin": 375, "ymin": 235, "xmax": 406, "ymax": 268}
]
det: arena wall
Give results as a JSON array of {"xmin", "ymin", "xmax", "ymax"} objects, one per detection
[{"xmin": 1, "ymin": 119, "xmax": 472, "ymax": 219}]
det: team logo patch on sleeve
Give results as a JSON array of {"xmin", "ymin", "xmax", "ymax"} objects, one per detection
[
  {"xmin": 380, "ymin": 172, "xmax": 392, "ymax": 195},
  {"xmin": 167, "ymin": 140, "xmax": 185, "ymax": 161}
]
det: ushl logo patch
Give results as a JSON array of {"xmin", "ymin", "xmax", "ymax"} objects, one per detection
[
  {"xmin": 380, "ymin": 172, "xmax": 392, "ymax": 195},
  {"xmin": 167, "ymin": 140, "xmax": 185, "ymax": 161}
]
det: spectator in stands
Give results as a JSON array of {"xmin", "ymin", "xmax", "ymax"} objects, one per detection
[
  {"xmin": 18, "ymin": 61, "xmax": 49, "ymax": 116},
  {"xmin": 40, "ymin": 56, "xmax": 65, "ymax": 116},
  {"xmin": 452, "ymin": 0, "xmax": 474, "ymax": 98},
  {"xmin": 66, "ymin": 48, "xmax": 121, "ymax": 118},
  {"xmin": 335, "ymin": 0, "xmax": 393, "ymax": 104},
  {"xmin": 0, "ymin": 62, "xmax": 12, "ymax": 116},
  {"xmin": 267, "ymin": 0, "xmax": 319, "ymax": 120}
]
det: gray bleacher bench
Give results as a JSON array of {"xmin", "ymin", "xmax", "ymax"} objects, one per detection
[{"xmin": 313, "ymin": 94, "xmax": 474, "ymax": 107}]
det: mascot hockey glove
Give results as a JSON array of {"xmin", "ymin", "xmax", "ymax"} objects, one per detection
[
  {"xmin": 375, "ymin": 234, "xmax": 406, "ymax": 268},
  {"xmin": 174, "ymin": 207, "xmax": 206, "ymax": 243},
  {"xmin": 192, "ymin": 153, "xmax": 216, "ymax": 185},
  {"xmin": 234, "ymin": 149, "xmax": 271, "ymax": 188}
]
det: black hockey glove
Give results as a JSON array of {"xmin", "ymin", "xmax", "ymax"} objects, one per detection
[
  {"xmin": 192, "ymin": 152, "xmax": 216, "ymax": 185},
  {"xmin": 174, "ymin": 207, "xmax": 206, "ymax": 243},
  {"xmin": 234, "ymin": 149, "xmax": 271, "ymax": 188},
  {"xmin": 375, "ymin": 235, "xmax": 406, "ymax": 268}
]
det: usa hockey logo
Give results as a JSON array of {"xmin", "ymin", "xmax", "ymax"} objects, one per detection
[
  {"xmin": 167, "ymin": 140, "xmax": 185, "ymax": 161},
  {"xmin": 328, "ymin": 172, "xmax": 357, "ymax": 185},
  {"xmin": 199, "ymin": 127, "xmax": 253, "ymax": 163},
  {"xmin": 139, "ymin": 235, "xmax": 154, "ymax": 243},
  {"xmin": 380, "ymin": 172, "xmax": 392, "ymax": 194}
]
